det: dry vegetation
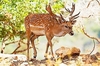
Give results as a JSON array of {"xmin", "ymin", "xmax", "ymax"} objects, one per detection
[{"xmin": 0, "ymin": 47, "xmax": 100, "ymax": 66}]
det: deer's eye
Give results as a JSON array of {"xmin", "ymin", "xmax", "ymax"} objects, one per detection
[
  {"xmin": 65, "ymin": 26, "xmax": 72, "ymax": 29},
  {"xmin": 65, "ymin": 26, "xmax": 68, "ymax": 28}
]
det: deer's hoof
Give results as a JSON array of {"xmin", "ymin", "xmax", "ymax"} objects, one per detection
[
  {"xmin": 44, "ymin": 53, "xmax": 48, "ymax": 58},
  {"xmin": 30, "ymin": 58, "xmax": 36, "ymax": 61},
  {"xmin": 51, "ymin": 57, "xmax": 56, "ymax": 61},
  {"xmin": 34, "ymin": 56, "xmax": 36, "ymax": 58},
  {"xmin": 29, "ymin": 56, "xmax": 36, "ymax": 61}
]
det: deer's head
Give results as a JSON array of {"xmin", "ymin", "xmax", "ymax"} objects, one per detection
[{"xmin": 57, "ymin": 3, "xmax": 80, "ymax": 36}]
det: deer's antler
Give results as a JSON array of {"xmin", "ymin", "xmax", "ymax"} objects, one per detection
[
  {"xmin": 65, "ymin": 3, "xmax": 75, "ymax": 16},
  {"xmin": 65, "ymin": 3, "xmax": 80, "ymax": 24}
]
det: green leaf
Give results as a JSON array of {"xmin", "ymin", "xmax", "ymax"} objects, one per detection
[{"xmin": 73, "ymin": 0, "xmax": 78, "ymax": 2}]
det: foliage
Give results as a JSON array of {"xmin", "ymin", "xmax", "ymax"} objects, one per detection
[{"xmin": 0, "ymin": 0, "xmax": 65, "ymax": 42}]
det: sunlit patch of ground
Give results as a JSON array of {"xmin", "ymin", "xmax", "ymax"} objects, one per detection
[{"xmin": 0, "ymin": 50, "xmax": 100, "ymax": 66}]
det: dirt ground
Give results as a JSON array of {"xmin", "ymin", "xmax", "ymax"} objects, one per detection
[{"xmin": 0, "ymin": 52, "xmax": 100, "ymax": 66}]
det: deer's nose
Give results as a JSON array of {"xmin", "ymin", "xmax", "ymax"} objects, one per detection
[{"xmin": 69, "ymin": 31, "xmax": 74, "ymax": 36}]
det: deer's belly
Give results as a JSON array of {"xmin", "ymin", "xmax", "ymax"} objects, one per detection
[{"xmin": 30, "ymin": 25, "xmax": 45, "ymax": 35}]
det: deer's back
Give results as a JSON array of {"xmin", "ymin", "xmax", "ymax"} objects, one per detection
[{"xmin": 25, "ymin": 13, "xmax": 59, "ymax": 26}]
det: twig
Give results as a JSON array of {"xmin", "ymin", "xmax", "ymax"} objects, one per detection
[
  {"xmin": 12, "ymin": 39, "xmax": 22, "ymax": 54},
  {"xmin": 12, "ymin": 43, "xmax": 21, "ymax": 54},
  {"xmin": 1, "ymin": 38, "xmax": 5, "ymax": 53},
  {"xmin": 89, "ymin": 40, "xmax": 95, "ymax": 55},
  {"xmin": 2, "ymin": 34, "xmax": 10, "ymax": 44},
  {"xmin": 5, "ymin": 40, "xmax": 26, "ymax": 46},
  {"xmin": 81, "ymin": 15, "xmax": 93, "ymax": 18},
  {"xmin": 0, "ymin": 34, "xmax": 11, "ymax": 53},
  {"xmin": 20, "ymin": 40, "xmax": 26, "ymax": 44},
  {"xmin": 12, "ymin": 46, "xmax": 33, "ymax": 54},
  {"xmin": 5, "ymin": 41, "xmax": 19, "ymax": 46},
  {"xmin": 96, "ymin": 0, "xmax": 100, "ymax": 5},
  {"xmin": 11, "ymin": 39, "xmax": 24, "ymax": 54},
  {"xmin": 82, "ymin": 28, "xmax": 100, "ymax": 55},
  {"xmin": 87, "ymin": 0, "xmax": 94, "ymax": 8},
  {"xmin": 82, "ymin": 28, "xmax": 100, "ymax": 43}
]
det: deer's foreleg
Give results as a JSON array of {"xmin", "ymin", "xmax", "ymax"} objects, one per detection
[
  {"xmin": 46, "ymin": 33, "xmax": 54, "ymax": 58},
  {"xmin": 30, "ymin": 34, "xmax": 38, "ymax": 58},
  {"xmin": 49, "ymin": 40, "xmax": 54, "ymax": 58},
  {"xmin": 27, "ymin": 40, "xmax": 30, "ymax": 60}
]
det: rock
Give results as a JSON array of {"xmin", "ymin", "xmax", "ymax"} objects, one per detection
[
  {"xmin": 59, "ymin": 63, "xmax": 67, "ymax": 66},
  {"xmin": 55, "ymin": 46, "xmax": 71, "ymax": 59},
  {"xmin": 0, "ymin": 53, "xmax": 27, "ymax": 61},
  {"xmin": 95, "ymin": 52, "xmax": 100, "ymax": 59},
  {"xmin": 71, "ymin": 47, "xmax": 80, "ymax": 58},
  {"xmin": 91, "ymin": 54, "xmax": 98, "ymax": 62},
  {"xmin": 80, "ymin": 54, "xmax": 90, "ymax": 62},
  {"xmin": 20, "ymin": 62, "xmax": 29, "ymax": 66},
  {"xmin": 0, "ymin": 53, "xmax": 27, "ymax": 66},
  {"xmin": 55, "ymin": 46, "xmax": 80, "ymax": 59},
  {"xmin": 80, "ymin": 54, "xmax": 98, "ymax": 64}
]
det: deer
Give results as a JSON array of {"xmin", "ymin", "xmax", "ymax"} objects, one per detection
[{"xmin": 24, "ymin": 3, "xmax": 80, "ymax": 60}]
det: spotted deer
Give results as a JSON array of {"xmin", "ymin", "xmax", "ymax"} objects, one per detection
[{"xmin": 24, "ymin": 3, "xmax": 80, "ymax": 60}]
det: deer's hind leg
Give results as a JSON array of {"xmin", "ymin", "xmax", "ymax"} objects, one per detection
[
  {"xmin": 25, "ymin": 28, "xmax": 31, "ymax": 61},
  {"xmin": 44, "ymin": 42, "xmax": 49, "ymax": 58},
  {"xmin": 30, "ymin": 33, "xmax": 38, "ymax": 59}
]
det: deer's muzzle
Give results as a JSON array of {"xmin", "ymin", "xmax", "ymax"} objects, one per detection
[{"xmin": 69, "ymin": 31, "xmax": 74, "ymax": 36}]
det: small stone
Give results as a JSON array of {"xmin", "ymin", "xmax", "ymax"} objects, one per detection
[{"xmin": 20, "ymin": 62, "xmax": 29, "ymax": 66}]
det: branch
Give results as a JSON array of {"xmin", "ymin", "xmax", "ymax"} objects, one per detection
[
  {"xmin": 12, "ymin": 43, "xmax": 21, "ymax": 54},
  {"xmin": 80, "ymin": 15, "xmax": 92, "ymax": 18},
  {"xmin": 11, "ymin": 38, "xmax": 26, "ymax": 54},
  {"xmin": 20, "ymin": 40, "xmax": 26, "ymax": 44},
  {"xmin": 96, "ymin": 0, "xmax": 100, "ymax": 5},
  {"xmin": 2, "ymin": 33, "xmax": 11, "ymax": 43},
  {"xmin": 87, "ymin": 0, "xmax": 94, "ymax": 8},
  {"xmin": 82, "ymin": 28, "xmax": 100, "ymax": 43},
  {"xmin": 12, "ymin": 46, "xmax": 33, "ymax": 54},
  {"xmin": 5, "ymin": 41, "xmax": 19, "ymax": 46},
  {"xmin": 89, "ymin": 40, "xmax": 95, "ymax": 55},
  {"xmin": 5, "ymin": 39, "xmax": 26, "ymax": 46},
  {"xmin": 82, "ymin": 28, "xmax": 100, "ymax": 55}
]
